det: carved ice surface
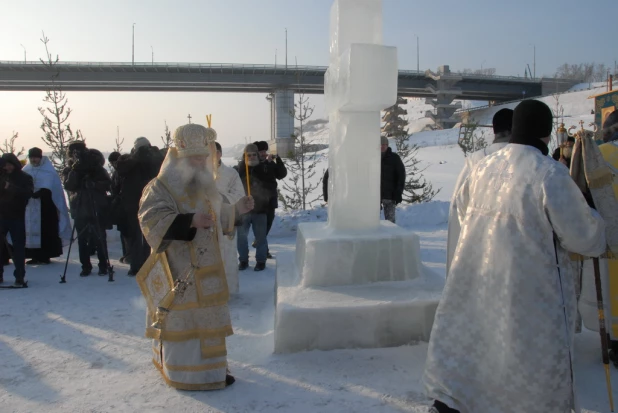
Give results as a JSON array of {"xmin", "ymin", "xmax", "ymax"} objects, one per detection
[{"xmin": 326, "ymin": 0, "xmax": 397, "ymax": 231}]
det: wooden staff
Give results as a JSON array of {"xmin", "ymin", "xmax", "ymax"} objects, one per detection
[
  {"xmin": 244, "ymin": 153, "xmax": 251, "ymax": 197},
  {"xmin": 594, "ymin": 257, "xmax": 615, "ymax": 411}
]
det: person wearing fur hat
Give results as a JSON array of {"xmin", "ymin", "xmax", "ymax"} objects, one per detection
[
  {"xmin": 236, "ymin": 143, "xmax": 273, "ymax": 271},
  {"xmin": 446, "ymin": 108, "xmax": 514, "ymax": 276},
  {"xmin": 115, "ymin": 137, "xmax": 164, "ymax": 276},
  {"xmin": 0, "ymin": 153, "xmax": 34, "ymax": 286},
  {"xmin": 62, "ymin": 141, "xmax": 113, "ymax": 276},
  {"xmin": 425, "ymin": 100, "xmax": 606, "ymax": 413},
  {"xmin": 23, "ymin": 147, "xmax": 71, "ymax": 265}
]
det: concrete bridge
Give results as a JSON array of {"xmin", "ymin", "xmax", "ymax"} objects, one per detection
[{"xmin": 0, "ymin": 61, "xmax": 576, "ymax": 154}]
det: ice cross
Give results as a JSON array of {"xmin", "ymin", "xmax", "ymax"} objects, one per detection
[{"xmin": 325, "ymin": 0, "xmax": 398, "ymax": 231}]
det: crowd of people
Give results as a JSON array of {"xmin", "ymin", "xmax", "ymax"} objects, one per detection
[{"xmin": 0, "ymin": 135, "xmax": 289, "ymax": 287}]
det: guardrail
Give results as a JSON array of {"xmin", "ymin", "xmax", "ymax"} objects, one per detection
[{"xmin": 0, "ymin": 60, "xmax": 545, "ymax": 82}]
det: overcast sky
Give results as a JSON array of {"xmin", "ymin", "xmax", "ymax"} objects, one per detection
[{"xmin": 0, "ymin": 0, "xmax": 614, "ymax": 152}]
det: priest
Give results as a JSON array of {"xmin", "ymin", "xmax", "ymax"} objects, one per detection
[
  {"xmin": 137, "ymin": 123, "xmax": 253, "ymax": 390},
  {"xmin": 425, "ymin": 100, "xmax": 607, "ymax": 413},
  {"xmin": 214, "ymin": 142, "xmax": 245, "ymax": 294},
  {"xmin": 23, "ymin": 147, "xmax": 71, "ymax": 264}
]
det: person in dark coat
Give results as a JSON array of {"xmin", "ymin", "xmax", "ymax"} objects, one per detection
[
  {"xmin": 236, "ymin": 144, "xmax": 273, "ymax": 271},
  {"xmin": 0, "ymin": 153, "xmax": 34, "ymax": 286},
  {"xmin": 380, "ymin": 136, "xmax": 406, "ymax": 223},
  {"xmin": 108, "ymin": 151, "xmax": 130, "ymax": 263},
  {"xmin": 253, "ymin": 141, "xmax": 287, "ymax": 259},
  {"xmin": 115, "ymin": 137, "xmax": 164, "ymax": 275},
  {"xmin": 62, "ymin": 142, "xmax": 112, "ymax": 276},
  {"xmin": 323, "ymin": 169, "xmax": 329, "ymax": 202}
]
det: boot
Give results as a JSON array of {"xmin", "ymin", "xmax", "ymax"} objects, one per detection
[
  {"xmin": 254, "ymin": 262, "xmax": 266, "ymax": 272},
  {"xmin": 80, "ymin": 268, "xmax": 92, "ymax": 277},
  {"xmin": 98, "ymin": 267, "xmax": 108, "ymax": 276},
  {"xmin": 238, "ymin": 261, "xmax": 249, "ymax": 271},
  {"xmin": 266, "ymin": 251, "xmax": 273, "ymax": 259},
  {"xmin": 13, "ymin": 278, "xmax": 27, "ymax": 288}
]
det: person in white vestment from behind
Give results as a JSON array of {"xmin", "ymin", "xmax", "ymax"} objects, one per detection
[
  {"xmin": 214, "ymin": 142, "xmax": 246, "ymax": 294},
  {"xmin": 424, "ymin": 100, "xmax": 606, "ymax": 413},
  {"xmin": 446, "ymin": 108, "xmax": 513, "ymax": 276}
]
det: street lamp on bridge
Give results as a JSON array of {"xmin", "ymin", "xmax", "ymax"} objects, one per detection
[
  {"xmin": 20, "ymin": 44, "xmax": 26, "ymax": 63},
  {"xmin": 132, "ymin": 23, "xmax": 136, "ymax": 65}
]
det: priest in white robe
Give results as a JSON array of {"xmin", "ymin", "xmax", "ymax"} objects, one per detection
[
  {"xmin": 446, "ymin": 108, "xmax": 513, "ymax": 276},
  {"xmin": 137, "ymin": 123, "xmax": 253, "ymax": 390},
  {"xmin": 425, "ymin": 100, "xmax": 607, "ymax": 413},
  {"xmin": 214, "ymin": 141, "xmax": 245, "ymax": 294}
]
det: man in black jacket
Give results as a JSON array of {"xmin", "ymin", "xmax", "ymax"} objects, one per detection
[
  {"xmin": 115, "ymin": 137, "xmax": 164, "ymax": 276},
  {"xmin": 62, "ymin": 142, "xmax": 112, "ymax": 276},
  {"xmin": 253, "ymin": 141, "xmax": 287, "ymax": 258},
  {"xmin": 0, "ymin": 153, "xmax": 34, "ymax": 286},
  {"xmin": 380, "ymin": 136, "xmax": 406, "ymax": 223},
  {"xmin": 236, "ymin": 144, "xmax": 272, "ymax": 271}
]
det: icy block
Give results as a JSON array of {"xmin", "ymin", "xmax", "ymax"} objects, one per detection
[
  {"xmin": 329, "ymin": 0, "xmax": 383, "ymax": 64},
  {"xmin": 274, "ymin": 251, "xmax": 442, "ymax": 353},
  {"xmin": 325, "ymin": 44, "xmax": 398, "ymax": 113},
  {"xmin": 327, "ymin": 112, "xmax": 381, "ymax": 230},
  {"xmin": 295, "ymin": 221, "xmax": 422, "ymax": 287}
]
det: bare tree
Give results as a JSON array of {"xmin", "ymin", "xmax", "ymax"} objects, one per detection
[
  {"xmin": 114, "ymin": 126, "xmax": 124, "ymax": 153},
  {"xmin": 161, "ymin": 121, "xmax": 173, "ymax": 148},
  {"xmin": 38, "ymin": 32, "xmax": 84, "ymax": 172},
  {"xmin": 0, "ymin": 132, "xmax": 25, "ymax": 157},
  {"xmin": 279, "ymin": 93, "xmax": 324, "ymax": 210},
  {"xmin": 555, "ymin": 62, "xmax": 608, "ymax": 83}
]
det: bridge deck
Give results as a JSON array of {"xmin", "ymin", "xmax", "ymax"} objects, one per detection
[{"xmin": 0, "ymin": 61, "xmax": 547, "ymax": 101}]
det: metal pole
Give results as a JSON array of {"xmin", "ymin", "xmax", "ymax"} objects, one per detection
[
  {"xmin": 20, "ymin": 44, "xmax": 26, "ymax": 63},
  {"xmin": 533, "ymin": 45, "xmax": 536, "ymax": 80},
  {"xmin": 416, "ymin": 35, "xmax": 419, "ymax": 72},
  {"xmin": 285, "ymin": 28, "xmax": 288, "ymax": 70},
  {"xmin": 151, "ymin": 45, "xmax": 153, "ymax": 64},
  {"xmin": 132, "ymin": 23, "xmax": 135, "ymax": 65}
]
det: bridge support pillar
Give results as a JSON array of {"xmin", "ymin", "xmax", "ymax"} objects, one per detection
[
  {"xmin": 267, "ymin": 89, "xmax": 295, "ymax": 158},
  {"xmin": 424, "ymin": 65, "xmax": 462, "ymax": 130}
]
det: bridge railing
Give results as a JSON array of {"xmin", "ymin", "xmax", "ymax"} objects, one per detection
[{"xmin": 0, "ymin": 60, "xmax": 543, "ymax": 82}]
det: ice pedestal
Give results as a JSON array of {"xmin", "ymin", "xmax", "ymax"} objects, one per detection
[
  {"xmin": 296, "ymin": 222, "xmax": 422, "ymax": 287},
  {"xmin": 274, "ymin": 222, "xmax": 441, "ymax": 353}
]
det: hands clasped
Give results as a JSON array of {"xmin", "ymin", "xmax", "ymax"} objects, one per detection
[{"xmin": 191, "ymin": 212, "xmax": 215, "ymax": 229}]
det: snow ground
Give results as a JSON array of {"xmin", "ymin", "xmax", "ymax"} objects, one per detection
[{"xmin": 3, "ymin": 85, "xmax": 617, "ymax": 412}]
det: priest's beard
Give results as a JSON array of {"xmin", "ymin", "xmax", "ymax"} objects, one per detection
[
  {"xmin": 562, "ymin": 147, "xmax": 572, "ymax": 159},
  {"xmin": 177, "ymin": 158, "xmax": 222, "ymax": 210}
]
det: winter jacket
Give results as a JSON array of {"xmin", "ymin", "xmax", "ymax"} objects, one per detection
[
  {"xmin": 262, "ymin": 156, "xmax": 287, "ymax": 209},
  {"xmin": 62, "ymin": 151, "xmax": 112, "ymax": 222},
  {"xmin": 0, "ymin": 153, "xmax": 34, "ymax": 220},
  {"xmin": 115, "ymin": 146, "xmax": 164, "ymax": 215},
  {"xmin": 380, "ymin": 147, "xmax": 406, "ymax": 203},
  {"xmin": 236, "ymin": 159, "xmax": 280, "ymax": 214}
]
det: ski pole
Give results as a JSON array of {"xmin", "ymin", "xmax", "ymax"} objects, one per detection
[
  {"xmin": 60, "ymin": 222, "xmax": 77, "ymax": 283},
  {"xmin": 594, "ymin": 257, "xmax": 614, "ymax": 412}
]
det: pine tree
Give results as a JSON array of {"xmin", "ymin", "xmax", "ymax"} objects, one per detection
[
  {"xmin": 382, "ymin": 97, "xmax": 439, "ymax": 203},
  {"xmin": 114, "ymin": 126, "xmax": 124, "ymax": 153},
  {"xmin": 37, "ymin": 32, "xmax": 84, "ymax": 173},
  {"xmin": 279, "ymin": 93, "xmax": 324, "ymax": 210},
  {"xmin": 161, "ymin": 121, "xmax": 173, "ymax": 148},
  {"xmin": 1, "ymin": 132, "xmax": 25, "ymax": 158}
]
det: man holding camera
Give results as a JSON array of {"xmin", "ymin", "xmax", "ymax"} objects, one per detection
[
  {"xmin": 62, "ymin": 141, "xmax": 112, "ymax": 276},
  {"xmin": 0, "ymin": 153, "xmax": 34, "ymax": 286}
]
